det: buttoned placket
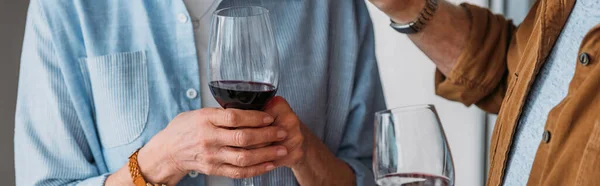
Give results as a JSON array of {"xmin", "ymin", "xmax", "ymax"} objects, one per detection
[
  {"xmin": 172, "ymin": 2, "xmax": 202, "ymax": 111},
  {"xmin": 172, "ymin": 2, "xmax": 204, "ymax": 182},
  {"xmin": 172, "ymin": 1, "xmax": 208, "ymax": 183}
]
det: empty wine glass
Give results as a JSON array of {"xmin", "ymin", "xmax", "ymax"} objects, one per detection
[
  {"xmin": 208, "ymin": 6, "xmax": 279, "ymax": 186},
  {"xmin": 373, "ymin": 105, "xmax": 455, "ymax": 186}
]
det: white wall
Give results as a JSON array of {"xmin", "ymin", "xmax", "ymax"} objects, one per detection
[{"xmin": 367, "ymin": 1, "xmax": 489, "ymax": 185}]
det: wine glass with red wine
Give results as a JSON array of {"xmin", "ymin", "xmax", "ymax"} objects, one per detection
[
  {"xmin": 208, "ymin": 6, "xmax": 279, "ymax": 111},
  {"xmin": 208, "ymin": 6, "xmax": 279, "ymax": 186},
  {"xmin": 374, "ymin": 105, "xmax": 455, "ymax": 186}
]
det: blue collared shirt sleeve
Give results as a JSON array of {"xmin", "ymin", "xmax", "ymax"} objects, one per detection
[
  {"xmin": 336, "ymin": 1, "xmax": 386, "ymax": 186},
  {"xmin": 14, "ymin": 1, "xmax": 107, "ymax": 185}
]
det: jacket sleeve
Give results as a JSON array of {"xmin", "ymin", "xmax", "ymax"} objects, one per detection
[
  {"xmin": 336, "ymin": 1, "xmax": 387, "ymax": 185},
  {"xmin": 14, "ymin": 1, "xmax": 108, "ymax": 185},
  {"xmin": 434, "ymin": 3, "xmax": 521, "ymax": 114}
]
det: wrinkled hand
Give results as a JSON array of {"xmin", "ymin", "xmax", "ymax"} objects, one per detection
[
  {"xmin": 137, "ymin": 108, "xmax": 289, "ymax": 185},
  {"xmin": 257, "ymin": 97, "xmax": 358, "ymax": 186},
  {"xmin": 263, "ymin": 96, "xmax": 309, "ymax": 169}
]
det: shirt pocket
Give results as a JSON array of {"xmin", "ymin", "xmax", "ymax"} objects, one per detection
[{"xmin": 80, "ymin": 51, "xmax": 149, "ymax": 148}]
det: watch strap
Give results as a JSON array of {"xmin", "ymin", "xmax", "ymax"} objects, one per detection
[
  {"xmin": 128, "ymin": 148, "xmax": 166, "ymax": 186},
  {"xmin": 390, "ymin": 0, "xmax": 438, "ymax": 34}
]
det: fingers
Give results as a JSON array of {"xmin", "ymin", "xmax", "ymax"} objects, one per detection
[
  {"xmin": 218, "ymin": 146, "xmax": 288, "ymax": 167},
  {"xmin": 272, "ymin": 147, "xmax": 305, "ymax": 167},
  {"xmin": 271, "ymin": 134, "xmax": 306, "ymax": 167},
  {"xmin": 216, "ymin": 126, "xmax": 287, "ymax": 147},
  {"xmin": 214, "ymin": 162, "xmax": 276, "ymax": 179},
  {"xmin": 199, "ymin": 108, "xmax": 274, "ymax": 128},
  {"xmin": 263, "ymin": 96, "xmax": 294, "ymax": 118}
]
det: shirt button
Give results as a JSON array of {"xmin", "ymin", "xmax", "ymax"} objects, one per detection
[
  {"xmin": 186, "ymin": 88, "xmax": 198, "ymax": 99},
  {"xmin": 579, "ymin": 52, "xmax": 590, "ymax": 66},
  {"xmin": 542, "ymin": 130, "xmax": 551, "ymax": 143},
  {"xmin": 188, "ymin": 171, "xmax": 199, "ymax": 178},
  {"xmin": 178, "ymin": 13, "xmax": 188, "ymax": 23}
]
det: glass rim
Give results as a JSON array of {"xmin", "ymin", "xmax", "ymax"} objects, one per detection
[
  {"xmin": 375, "ymin": 104, "xmax": 436, "ymax": 115},
  {"xmin": 213, "ymin": 6, "xmax": 270, "ymax": 18}
]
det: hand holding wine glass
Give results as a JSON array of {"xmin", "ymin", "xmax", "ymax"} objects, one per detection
[
  {"xmin": 262, "ymin": 96, "xmax": 357, "ymax": 186},
  {"xmin": 131, "ymin": 108, "xmax": 287, "ymax": 185},
  {"xmin": 263, "ymin": 96, "xmax": 308, "ymax": 168}
]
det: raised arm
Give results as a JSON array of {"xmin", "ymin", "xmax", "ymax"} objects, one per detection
[
  {"xmin": 369, "ymin": 0, "xmax": 518, "ymax": 113},
  {"xmin": 370, "ymin": 0, "xmax": 471, "ymax": 75}
]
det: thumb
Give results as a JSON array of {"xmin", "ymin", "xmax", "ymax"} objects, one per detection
[{"xmin": 263, "ymin": 96, "xmax": 294, "ymax": 119}]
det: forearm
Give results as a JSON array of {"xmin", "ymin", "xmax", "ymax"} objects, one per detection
[
  {"xmin": 377, "ymin": 0, "xmax": 471, "ymax": 75},
  {"xmin": 409, "ymin": 1, "xmax": 470, "ymax": 75},
  {"xmin": 105, "ymin": 144, "xmax": 184, "ymax": 186},
  {"xmin": 291, "ymin": 132, "xmax": 356, "ymax": 186},
  {"xmin": 105, "ymin": 166, "xmax": 135, "ymax": 186}
]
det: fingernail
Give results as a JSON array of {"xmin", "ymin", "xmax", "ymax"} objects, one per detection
[
  {"xmin": 277, "ymin": 148, "xmax": 288, "ymax": 156},
  {"xmin": 277, "ymin": 130, "xmax": 287, "ymax": 138},
  {"xmin": 263, "ymin": 116, "xmax": 274, "ymax": 124},
  {"xmin": 266, "ymin": 164, "xmax": 275, "ymax": 171}
]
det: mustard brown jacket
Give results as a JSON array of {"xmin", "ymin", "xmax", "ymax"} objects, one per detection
[{"xmin": 435, "ymin": 1, "xmax": 600, "ymax": 185}]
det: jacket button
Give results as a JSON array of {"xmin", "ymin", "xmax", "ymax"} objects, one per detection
[
  {"xmin": 542, "ymin": 130, "xmax": 551, "ymax": 143},
  {"xmin": 579, "ymin": 52, "xmax": 590, "ymax": 66}
]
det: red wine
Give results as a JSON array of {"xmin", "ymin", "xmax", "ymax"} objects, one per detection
[
  {"xmin": 377, "ymin": 173, "xmax": 451, "ymax": 186},
  {"xmin": 209, "ymin": 80, "xmax": 277, "ymax": 110}
]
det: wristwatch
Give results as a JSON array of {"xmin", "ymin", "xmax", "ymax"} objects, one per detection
[
  {"xmin": 128, "ymin": 148, "xmax": 166, "ymax": 186},
  {"xmin": 390, "ymin": 0, "xmax": 439, "ymax": 34}
]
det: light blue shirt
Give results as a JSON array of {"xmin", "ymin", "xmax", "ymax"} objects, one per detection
[
  {"xmin": 14, "ymin": 0, "xmax": 386, "ymax": 185},
  {"xmin": 503, "ymin": 0, "xmax": 600, "ymax": 185}
]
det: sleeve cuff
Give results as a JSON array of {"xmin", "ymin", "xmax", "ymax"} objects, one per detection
[
  {"xmin": 434, "ymin": 3, "xmax": 512, "ymax": 106},
  {"xmin": 339, "ymin": 157, "xmax": 376, "ymax": 186},
  {"xmin": 434, "ymin": 68, "xmax": 492, "ymax": 106}
]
